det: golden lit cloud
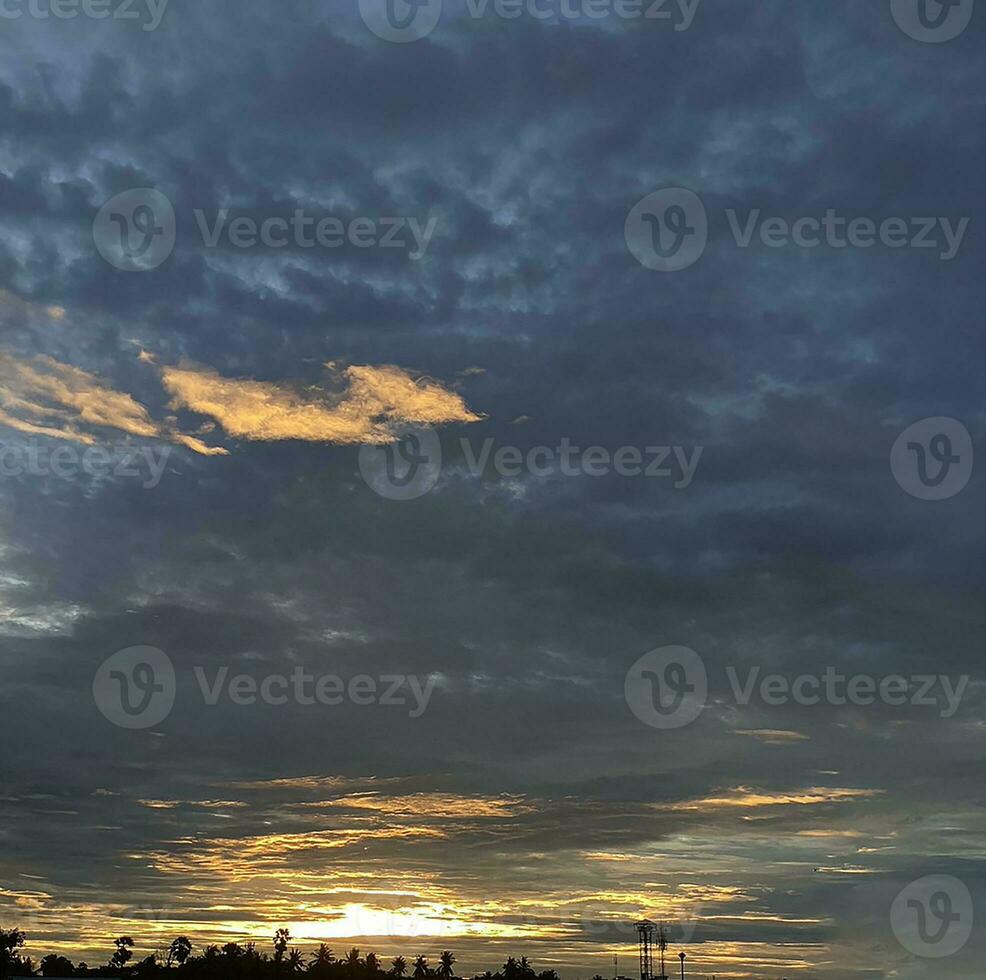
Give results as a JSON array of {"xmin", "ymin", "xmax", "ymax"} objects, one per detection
[
  {"xmin": 160, "ymin": 361, "xmax": 482, "ymax": 446},
  {"xmin": 0, "ymin": 353, "xmax": 479, "ymax": 457},
  {"xmin": 214, "ymin": 775, "xmax": 409, "ymax": 792},
  {"xmin": 137, "ymin": 799, "xmax": 249, "ymax": 810},
  {"xmin": 302, "ymin": 793, "xmax": 532, "ymax": 819},
  {"xmin": 663, "ymin": 786, "xmax": 883, "ymax": 813},
  {"xmin": 0, "ymin": 353, "xmax": 159, "ymax": 441},
  {"xmin": 0, "ymin": 352, "xmax": 225, "ymax": 456}
]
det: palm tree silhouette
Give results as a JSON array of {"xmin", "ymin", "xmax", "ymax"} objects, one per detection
[
  {"xmin": 412, "ymin": 955, "xmax": 429, "ymax": 978},
  {"xmin": 345, "ymin": 947, "xmax": 363, "ymax": 978},
  {"xmin": 437, "ymin": 951, "xmax": 455, "ymax": 980},
  {"xmin": 391, "ymin": 956, "xmax": 407, "ymax": 977},
  {"xmin": 310, "ymin": 945, "xmax": 334, "ymax": 972}
]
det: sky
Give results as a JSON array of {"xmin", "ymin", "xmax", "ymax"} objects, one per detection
[{"xmin": 0, "ymin": 1, "xmax": 984, "ymax": 978}]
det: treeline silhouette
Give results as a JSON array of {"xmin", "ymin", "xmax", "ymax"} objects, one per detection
[{"xmin": 1, "ymin": 928, "xmax": 566, "ymax": 980}]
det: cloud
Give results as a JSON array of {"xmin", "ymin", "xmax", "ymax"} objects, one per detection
[
  {"xmin": 663, "ymin": 786, "xmax": 884, "ymax": 813},
  {"xmin": 734, "ymin": 729, "xmax": 811, "ymax": 744},
  {"xmin": 0, "ymin": 352, "xmax": 224, "ymax": 456},
  {"xmin": 0, "ymin": 353, "xmax": 480, "ymax": 457},
  {"xmin": 300, "ymin": 792, "xmax": 533, "ymax": 819},
  {"xmin": 160, "ymin": 361, "xmax": 483, "ymax": 445},
  {"xmin": 0, "ymin": 353, "xmax": 160, "ymax": 444},
  {"xmin": 0, "ymin": 289, "xmax": 64, "ymax": 323}
]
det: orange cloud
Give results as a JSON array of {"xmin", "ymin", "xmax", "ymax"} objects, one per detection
[
  {"xmin": 301, "ymin": 792, "xmax": 532, "ymax": 819},
  {"xmin": 0, "ymin": 353, "xmax": 480, "ymax": 457},
  {"xmin": 0, "ymin": 352, "xmax": 225, "ymax": 456},
  {"xmin": 663, "ymin": 786, "xmax": 883, "ymax": 812},
  {"xmin": 160, "ymin": 361, "xmax": 482, "ymax": 446}
]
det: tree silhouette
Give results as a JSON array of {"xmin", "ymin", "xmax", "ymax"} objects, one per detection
[
  {"xmin": 111, "ymin": 938, "xmax": 135, "ymax": 969},
  {"xmin": 273, "ymin": 932, "xmax": 291, "ymax": 964},
  {"xmin": 221, "ymin": 944, "xmax": 243, "ymax": 961},
  {"xmin": 343, "ymin": 948, "xmax": 362, "ymax": 978},
  {"xmin": 40, "ymin": 955, "xmax": 75, "ymax": 977},
  {"xmin": 0, "ymin": 925, "xmax": 568, "ymax": 980},
  {"xmin": 0, "ymin": 929, "xmax": 26, "ymax": 980},
  {"xmin": 309, "ymin": 946, "xmax": 334, "ymax": 975},
  {"xmin": 168, "ymin": 939, "xmax": 193, "ymax": 968}
]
